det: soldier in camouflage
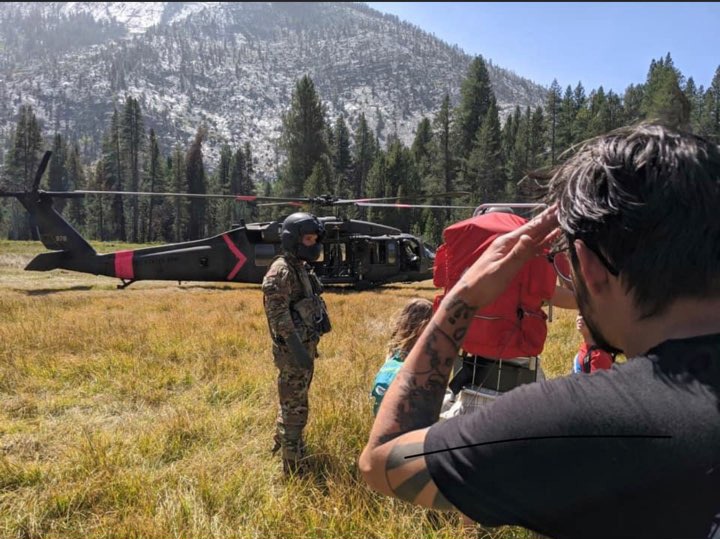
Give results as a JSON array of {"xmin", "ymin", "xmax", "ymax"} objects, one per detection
[{"xmin": 262, "ymin": 212, "xmax": 331, "ymax": 475}]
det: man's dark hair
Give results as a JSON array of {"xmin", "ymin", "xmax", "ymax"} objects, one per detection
[{"xmin": 541, "ymin": 122, "xmax": 720, "ymax": 317}]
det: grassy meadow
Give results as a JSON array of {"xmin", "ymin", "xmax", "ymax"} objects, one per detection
[{"xmin": 0, "ymin": 239, "xmax": 582, "ymax": 539}]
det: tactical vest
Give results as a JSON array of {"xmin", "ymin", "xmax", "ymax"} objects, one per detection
[{"xmin": 283, "ymin": 256, "xmax": 332, "ymax": 339}]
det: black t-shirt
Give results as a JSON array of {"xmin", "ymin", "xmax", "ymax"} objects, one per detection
[{"xmin": 425, "ymin": 334, "xmax": 720, "ymax": 539}]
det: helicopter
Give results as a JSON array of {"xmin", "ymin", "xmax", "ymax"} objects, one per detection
[{"xmin": 1, "ymin": 151, "xmax": 476, "ymax": 290}]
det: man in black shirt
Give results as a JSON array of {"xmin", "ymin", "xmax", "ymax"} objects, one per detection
[{"xmin": 359, "ymin": 123, "xmax": 720, "ymax": 539}]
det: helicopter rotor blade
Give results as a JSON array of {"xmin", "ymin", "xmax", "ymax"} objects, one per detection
[
  {"xmin": 255, "ymin": 201, "xmax": 306, "ymax": 208},
  {"xmin": 332, "ymin": 190, "xmax": 472, "ymax": 205},
  {"xmin": 65, "ymin": 190, "xmax": 476, "ymax": 207},
  {"xmin": 74, "ymin": 190, "xmax": 252, "ymax": 199},
  {"xmin": 354, "ymin": 202, "xmax": 478, "ymax": 209},
  {"xmin": 71, "ymin": 190, "xmax": 327, "ymax": 205}
]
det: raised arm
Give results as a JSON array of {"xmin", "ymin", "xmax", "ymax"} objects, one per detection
[{"xmin": 359, "ymin": 207, "xmax": 560, "ymax": 509}]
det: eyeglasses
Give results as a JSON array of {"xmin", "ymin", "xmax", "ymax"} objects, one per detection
[
  {"xmin": 547, "ymin": 245, "xmax": 573, "ymax": 284},
  {"xmin": 546, "ymin": 235, "xmax": 620, "ymax": 285}
]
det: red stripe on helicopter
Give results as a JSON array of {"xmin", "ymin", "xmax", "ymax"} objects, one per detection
[
  {"xmin": 222, "ymin": 234, "xmax": 247, "ymax": 280},
  {"xmin": 114, "ymin": 251, "xmax": 134, "ymax": 280},
  {"xmin": 235, "ymin": 195, "xmax": 257, "ymax": 201}
]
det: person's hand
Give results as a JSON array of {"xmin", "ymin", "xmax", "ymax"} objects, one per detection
[{"xmin": 453, "ymin": 206, "xmax": 560, "ymax": 307}]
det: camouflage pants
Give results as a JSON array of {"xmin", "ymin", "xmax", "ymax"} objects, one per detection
[{"xmin": 273, "ymin": 339, "xmax": 317, "ymax": 461}]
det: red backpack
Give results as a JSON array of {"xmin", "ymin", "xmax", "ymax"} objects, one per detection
[{"xmin": 433, "ymin": 212, "xmax": 557, "ymax": 359}]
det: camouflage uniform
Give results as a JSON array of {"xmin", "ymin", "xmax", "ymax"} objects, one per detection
[{"xmin": 262, "ymin": 253, "xmax": 325, "ymax": 472}]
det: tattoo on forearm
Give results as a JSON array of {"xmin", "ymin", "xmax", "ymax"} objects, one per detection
[
  {"xmin": 433, "ymin": 489, "xmax": 454, "ymax": 511},
  {"xmin": 385, "ymin": 442, "xmax": 454, "ymax": 511},
  {"xmin": 387, "ymin": 442, "xmax": 424, "ymax": 470},
  {"xmin": 443, "ymin": 294, "xmax": 477, "ymax": 342},
  {"xmin": 375, "ymin": 292, "xmax": 479, "ymax": 444},
  {"xmin": 380, "ymin": 325, "xmax": 458, "ymax": 434}
]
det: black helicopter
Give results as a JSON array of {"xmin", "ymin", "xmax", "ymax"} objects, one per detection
[{"xmin": 1, "ymin": 151, "xmax": 474, "ymax": 289}]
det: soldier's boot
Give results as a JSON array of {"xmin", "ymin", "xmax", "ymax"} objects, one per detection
[{"xmin": 281, "ymin": 438, "xmax": 308, "ymax": 476}]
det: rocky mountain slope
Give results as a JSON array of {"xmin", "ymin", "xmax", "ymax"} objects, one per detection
[{"xmin": 0, "ymin": 2, "xmax": 546, "ymax": 178}]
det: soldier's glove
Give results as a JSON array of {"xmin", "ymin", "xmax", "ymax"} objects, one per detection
[{"xmin": 286, "ymin": 332, "xmax": 313, "ymax": 369}]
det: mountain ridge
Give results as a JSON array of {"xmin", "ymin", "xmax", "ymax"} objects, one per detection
[{"xmin": 0, "ymin": 2, "xmax": 547, "ymax": 178}]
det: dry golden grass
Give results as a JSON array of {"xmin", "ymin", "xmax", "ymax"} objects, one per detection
[{"xmin": 0, "ymin": 240, "xmax": 582, "ymax": 539}]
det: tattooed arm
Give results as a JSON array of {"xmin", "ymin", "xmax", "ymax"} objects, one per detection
[{"xmin": 359, "ymin": 207, "xmax": 560, "ymax": 510}]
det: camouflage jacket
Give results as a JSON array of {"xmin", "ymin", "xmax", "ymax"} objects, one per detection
[{"xmin": 262, "ymin": 254, "xmax": 325, "ymax": 344}]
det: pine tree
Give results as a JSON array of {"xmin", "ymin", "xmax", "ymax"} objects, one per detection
[
  {"xmin": 572, "ymin": 82, "xmax": 589, "ymax": 142},
  {"xmin": 352, "ymin": 113, "xmax": 375, "ymax": 199},
  {"xmin": 587, "ymin": 87, "xmax": 611, "ymax": 137},
  {"xmin": 230, "ymin": 146, "xmax": 249, "ymax": 224},
  {"xmin": 170, "ymin": 144, "xmax": 187, "ymax": 242},
  {"xmin": 4, "ymin": 105, "xmax": 43, "ymax": 239},
  {"xmin": 684, "ymin": 77, "xmax": 700, "ymax": 131},
  {"xmin": 102, "ymin": 108, "xmax": 126, "ymax": 241},
  {"xmin": 66, "ymin": 143, "xmax": 85, "ymax": 230},
  {"xmin": 243, "ymin": 142, "xmax": 255, "ymax": 191},
  {"xmin": 332, "ymin": 114, "xmax": 352, "ymax": 195},
  {"xmin": 143, "ymin": 129, "xmax": 164, "ymax": 242},
  {"xmin": 701, "ymin": 67, "xmax": 720, "ymax": 143},
  {"xmin": 411, "ymin": 117, "xmax": 433, "ymax": 192},
  {"xmin": 432, "ymin": 93, "xmax": 455, "ymax": 223},
  {"xmin": 85, "ymin": 161, "xmax": 107, "ymax": 240},
  {"xmin": 280, "ymin": 75, "xmax": 329, "ymax": 195},
  {"xmin": 455, "ymin": 55, "xmax": 494, "ymax": 160},
  {"xmin": 623, "ymin": 83, "xmax": 645, "ymax": 124},
  {"xmin": 503, "ymin": 105, "xmax": 524, "ymax": 184},
  {"xmin": 365, "ymin": 151, "xmax": 387, "ymax": 223},
  {"xmin": 48, "ymin": 133, "xmax": 69, "ymax": 213},
  {"xmin": 528, "ymin": 106, "xmax": 546, "ymax": 173},
  {"xmin": 464, "ymin": 98, "xmax": 505, "ymax": 205},
  {"xmin": 606, "ymin": 90, "xmax": 625, "ymax": 131},
  {"xmin": 556, "ymin": 85, "xmax": 576, "ymax": 156},
  {"xmin": 385, "ymin": 139, "xmax": 418, "ymax": 231},
  {"xmin": 546, "ymin": 79, "xmax": 562, "ymax": 165},
  {"xmin": 213, "ymin": 143, "xmax": 233, "ymax": 233},
  {"xmin": 122, "ymin": 96, "xmax": 144, "ymax": 242},
  {"xmin": 422, "ymin": 210, "xmax": 441, "ymax": 247},
  {"xmin": 85, "ymin": 160, "xmax": 105, "ymax": 241},
  {"xmin": 186, "ymin": 125, "xmax": 207, "ymax": 239},
  {"xmin": 303, "ymin": 153, "xmax": 333, "ymax": 196},
  {"xmin": 641, "ymin": 54, "xmax": 690, "ymax": 127}
]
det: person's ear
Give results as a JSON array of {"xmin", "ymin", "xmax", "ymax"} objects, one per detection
[{"xmin": 573, "ymin": 239, "xmax": 610, "ymax": 295}]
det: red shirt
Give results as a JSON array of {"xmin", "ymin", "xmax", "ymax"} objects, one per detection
[{"xmin": 575, "ymin": 342, "xmax": 614, "ymax": 373}]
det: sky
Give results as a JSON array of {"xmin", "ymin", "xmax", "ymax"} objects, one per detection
[{"xmin": 366, "ymin": 2, "xmax": 720, "ymax": 94}]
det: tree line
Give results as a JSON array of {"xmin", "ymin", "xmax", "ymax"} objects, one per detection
[
  {"xmin": 273, "ymin": 52, "xmax": 720, "ymax": 245},
  {"xmin": 0, "ymin": 97, "xmax": 257, "ymax": 243},
  {"xmin": 1, "ymin": 52, "xmax": 719, "ymax": 246}
]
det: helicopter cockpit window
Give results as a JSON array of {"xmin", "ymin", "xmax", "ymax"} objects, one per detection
[
  {"xmin": 400, "ymin": 239, "xmax": 421, "ymax": 270},
  {"xmin": 254, "ymin": 244, "xmax": 277, "ymax": 267}
]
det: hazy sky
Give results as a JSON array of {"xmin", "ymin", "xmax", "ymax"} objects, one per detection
[{"xmin": 366, "ymin": 2, "xmax": 720, "ymax": 94}]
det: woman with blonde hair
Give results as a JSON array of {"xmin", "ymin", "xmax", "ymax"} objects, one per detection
[{"xmin": 370, "ymin": 298, "xmax": 433, "ymax": 415}]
